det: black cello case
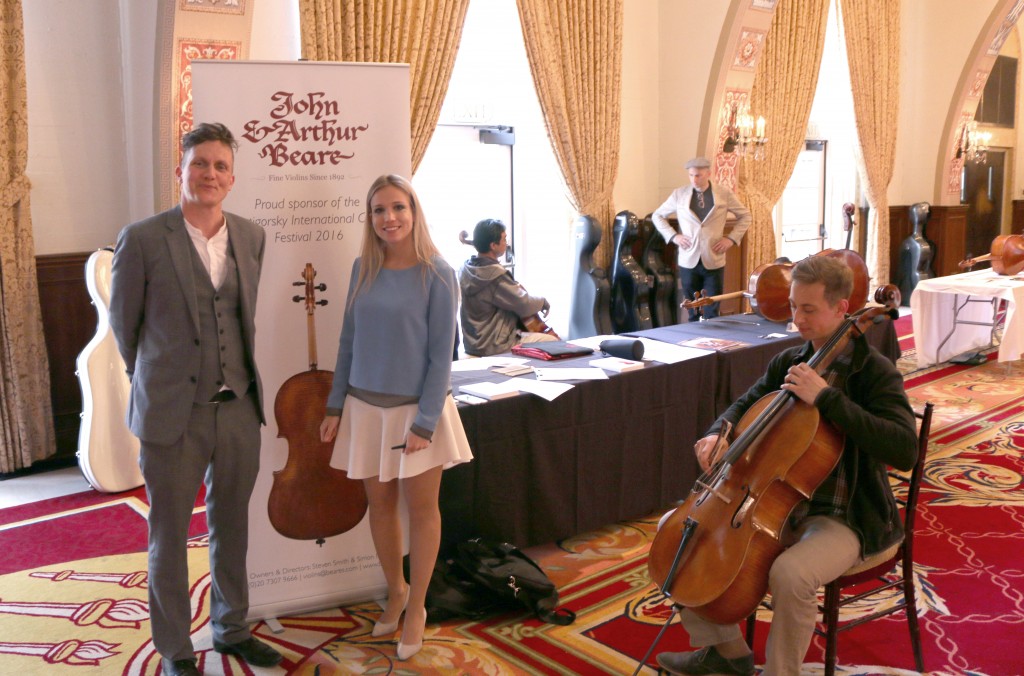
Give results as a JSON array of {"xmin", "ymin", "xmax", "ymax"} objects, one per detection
[
  {"xmin": 568, "ymin": 214, "xmax": 613, "ymax": 339},
  {"xmin": 640, "ymin": 215, "xmax": 676, "ymax": 327},
  {"xmin": 610, "ymin": 210, "xmax": 653, "ymax": 334}
]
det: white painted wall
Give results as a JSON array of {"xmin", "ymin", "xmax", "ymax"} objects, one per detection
[
  {"xmin": 613, "ymin": 0, "xmax": 662, "ymax": 216},
  {"xmin": 24, "ymin": 0, "xmax": 300, "ymax": 256},
  {"xmin": 652, "ymin": 0, "xmax": 731, "ymax": 209},
  {"xmin": 892, "ymin": 0, "xmax": 1001, "ymax": 205},
  {"xmin": 25, "ymin": 0, "xmax": 132, "ymax": 255}
]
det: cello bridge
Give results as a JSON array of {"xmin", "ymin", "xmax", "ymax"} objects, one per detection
[{"xmin": 694, "ymin": 473, "xmax": 732, "ymax": 505}]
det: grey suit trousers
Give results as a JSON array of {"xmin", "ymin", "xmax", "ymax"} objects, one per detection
[{"xmin": 140, "ymin": 390, "xmax": 261, "ymax": 661}]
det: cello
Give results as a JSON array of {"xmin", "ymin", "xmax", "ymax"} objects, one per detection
[
  {"xmin": 267, "ymin": 263, "xmax": 368, "ymax": 545},
  {"xmin": 682, "ymin": 204, "xmax": 870, "ymax": 321},
  {"xmin": 648, "ymin": 285, "xmax": 901, "ymax": 625},
  {"xmin": 682, "ymin": 249, "xmax": 870, "ymax": 322},
  {"xmin": 958, "ymin": 233, "xmax": 1024, "ymax": 275},
  {"xmin": 683, "ymin": 259, "xmax": 793, "ymax": 322}
]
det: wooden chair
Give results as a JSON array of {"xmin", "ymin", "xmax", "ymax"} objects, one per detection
[{"xmin": 745, "ymin": 401, "xmax": 934, "ymax": 676}]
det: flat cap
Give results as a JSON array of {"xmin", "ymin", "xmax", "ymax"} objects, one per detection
[{"xmin": 685, "ymin": 157, "xmax": 711, "ymax": 169}]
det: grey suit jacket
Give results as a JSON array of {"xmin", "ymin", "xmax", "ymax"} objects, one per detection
[
  {"xmin": 109, "ymin": 205, "xmax": 266, "ymax": 446},
  {"xmin": 651, "ymin": 182, "xmax": 752, "ymax": 270}
]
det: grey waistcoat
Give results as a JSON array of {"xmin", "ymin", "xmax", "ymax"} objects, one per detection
[{"xmin": 190, "ymin": 241, "xmax": 253, "ymax": 403}]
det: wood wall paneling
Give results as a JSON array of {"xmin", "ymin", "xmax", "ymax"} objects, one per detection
[
  {"xmin": 888, "ymin": 204, "xmax": 911, "ymax": 288},
  {"xmin": 36, "ymin": 253, "xmax": 94, "ymax": 460},
  {"xmin": 1012, "ymin": 199, "xmax": 1024, "ymax": 233},
  {"xmin": 721, "ymin": 224, "xmax": 745, "ymax": 316},
  {"xmin": 926, "ymin": 205, "xmax": 969, "ymax": 277}
]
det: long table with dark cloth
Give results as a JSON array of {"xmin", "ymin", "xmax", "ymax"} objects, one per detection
[{"xmin": 440, "ymin": 313, "xmax": 899, "ymax": 552}]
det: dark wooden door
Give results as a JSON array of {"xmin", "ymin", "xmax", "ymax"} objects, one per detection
[{"xmin": 962, "ymin": 149, "xmax": 1005, "ymax": 263}]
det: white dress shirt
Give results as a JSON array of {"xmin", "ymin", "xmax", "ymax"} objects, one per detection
[{"xmin": 184, "ymin": 217, "xmax": 229, "ymax": 289}]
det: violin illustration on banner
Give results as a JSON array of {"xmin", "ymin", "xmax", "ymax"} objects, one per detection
[{"xmin": 267, "ymin": 263, "xmax": 368, "ymax": 545}]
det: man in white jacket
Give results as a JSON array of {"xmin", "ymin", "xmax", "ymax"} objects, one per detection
[{"xmin": 652, "ymin": 157, "xmax": 751, "ymax": 320}]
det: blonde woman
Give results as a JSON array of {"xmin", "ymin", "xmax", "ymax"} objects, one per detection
[{"xmin": 321, "ymin": 174, "xmax": 472, "ymax": 662}]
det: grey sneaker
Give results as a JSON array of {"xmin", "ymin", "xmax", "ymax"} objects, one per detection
[{"xmin": 656, "ymin": 646, "xmax": 755, "ymax": 676}]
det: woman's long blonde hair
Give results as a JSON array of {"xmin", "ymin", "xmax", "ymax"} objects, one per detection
[{"xmin": 352, "ymin": 174, "xmax": 444, "ymax": 297}]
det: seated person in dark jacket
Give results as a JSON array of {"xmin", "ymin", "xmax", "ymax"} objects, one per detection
[
  {"xmin": 655, "ymin": 254, "xmax": 918, "ymax": 676},
  {"xmin": 459, "ymin": 218, "xmax": 555, "ymax": 357}
]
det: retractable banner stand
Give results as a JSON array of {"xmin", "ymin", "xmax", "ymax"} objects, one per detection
[{"xmin": 191, "ymin": 60, "xmax": 411, "ymax": 620}]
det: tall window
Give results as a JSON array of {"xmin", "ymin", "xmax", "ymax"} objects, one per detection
[
  {"xmin": 776, "ymin": 2, "xmax": 861, "ymax": 261},
  {"xmin": 414, "ymin": 0, "xmax": 574, "ymax": 336},
  {"xmin": 977, "ymin": 55, "xmax": 1017, "ymax": 127}
]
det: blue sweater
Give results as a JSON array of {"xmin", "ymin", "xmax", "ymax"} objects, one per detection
[{"xmin": 326, "ymin": 256, "xmax": 458, "ymax": 435}]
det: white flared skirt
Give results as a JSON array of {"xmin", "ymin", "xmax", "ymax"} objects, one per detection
[{"xmin": 330, "ymin": 394, "xmax": 473, "ymax": 482}]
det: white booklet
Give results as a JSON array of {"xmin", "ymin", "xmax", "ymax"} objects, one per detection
[
  {"xmin": 458, "ymin": 380, "xmax": 521, "ymax": 400},
  {"xmin": 589, "ymin": 356, "xmax": 644, "ymax": 372},
  {"xmin": 533, "ymin": 367, "xmax": 609, "ymax": 381}
]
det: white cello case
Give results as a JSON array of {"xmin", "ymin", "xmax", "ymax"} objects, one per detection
[{"xmin": 75, "ymin": 248, "xmax": 143, "ymax": 493}]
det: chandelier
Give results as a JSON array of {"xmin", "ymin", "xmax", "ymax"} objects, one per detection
[
  {"xmin": 722, "ymin": 102, "xmax": 767, "ymax": 160},
  {"xmin": 957, "ymin": 120, "xmax": 991, "ymax": 164}
]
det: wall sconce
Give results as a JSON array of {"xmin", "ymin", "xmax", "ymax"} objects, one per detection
[
  {"xmin": 722, "ymin": 102, "xmax": 768, "ymax": 160},
  {"xmin": 956, "ymin": 120, "xmax": 991, "ymax": 164}
]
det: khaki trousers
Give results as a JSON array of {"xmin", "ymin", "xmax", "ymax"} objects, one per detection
[{"xmin": 679, "ymin": 515, "xmax": 862, "ymax": 676}]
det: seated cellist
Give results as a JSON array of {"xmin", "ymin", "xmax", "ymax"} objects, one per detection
[
  {"xmin": 656, "ymin": 255, "xmax": 917, "ymax": 676},
  {"xmin": 459, "ymin": 218, "xmax": 556, "ymax": 357}
]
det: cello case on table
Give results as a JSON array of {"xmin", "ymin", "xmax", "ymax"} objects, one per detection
[
  {"xmin": 641, "ymin": 216, "xmax": 676, "ymax": 327},
  {"xmin": 76, "ymin": 248, "xmax": 144, "ymax": 493},
  {"xmin": 610, "ymin": 210, "xmax": 653, "ymax": 334},
  {"xmin": 568, "ymin": 214, "xmax": 613, "ymax": 339}
]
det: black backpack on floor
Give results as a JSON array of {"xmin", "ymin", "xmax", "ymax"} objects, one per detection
[{"xmin": 422, "ymin": 538, "xmax": 576, "ymax": 626}]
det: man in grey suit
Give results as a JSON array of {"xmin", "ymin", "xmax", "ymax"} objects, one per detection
[
  {"xmin": 652, "ymin": 157, "xmax": 752, "ymax": 321},
  {"xmin": 110, "ymin": 122, "xmax": 282, "ymax": 676}
]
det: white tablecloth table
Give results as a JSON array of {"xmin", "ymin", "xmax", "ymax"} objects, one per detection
[{"xmin": 910, "ymin": 269, "xmax": 1024, "ymax": 368}]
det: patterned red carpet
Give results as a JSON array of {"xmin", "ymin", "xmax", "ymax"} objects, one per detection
[{"xmin": 3, "ymin": 315, "xmax": 1023, "ymax": 674}]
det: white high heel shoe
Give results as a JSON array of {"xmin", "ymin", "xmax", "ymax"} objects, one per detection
[
  {"xmin": 371, "ymin": 588, "xmax": 409, "ymax": 637},
  {"xmin": 396, "ymin": 607, "xmax": 426, "ymax": 661}
]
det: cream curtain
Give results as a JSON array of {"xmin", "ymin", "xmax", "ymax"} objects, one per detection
[
  {"xmin": 516, "ymin": 0, "xmax": 623, "ymax": 266},
  {"xmin": 0, "ymin": 0, "xmax": 56, "ymax": 473},
  {"xmin": 841, "ymin": 0, "xmax": 900, "ymax": 285},
  {"xmin": 738, "ymin": 0, "xmax": 830, "ymax": 273},
  {"xmin": 298, "ymin": 0, "xmax": 470, "ymax": 173}
]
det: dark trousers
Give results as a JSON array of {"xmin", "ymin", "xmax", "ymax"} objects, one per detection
[{"xmin": 678, "ymin": 262, "xmax": 724, "ymax": 321}]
